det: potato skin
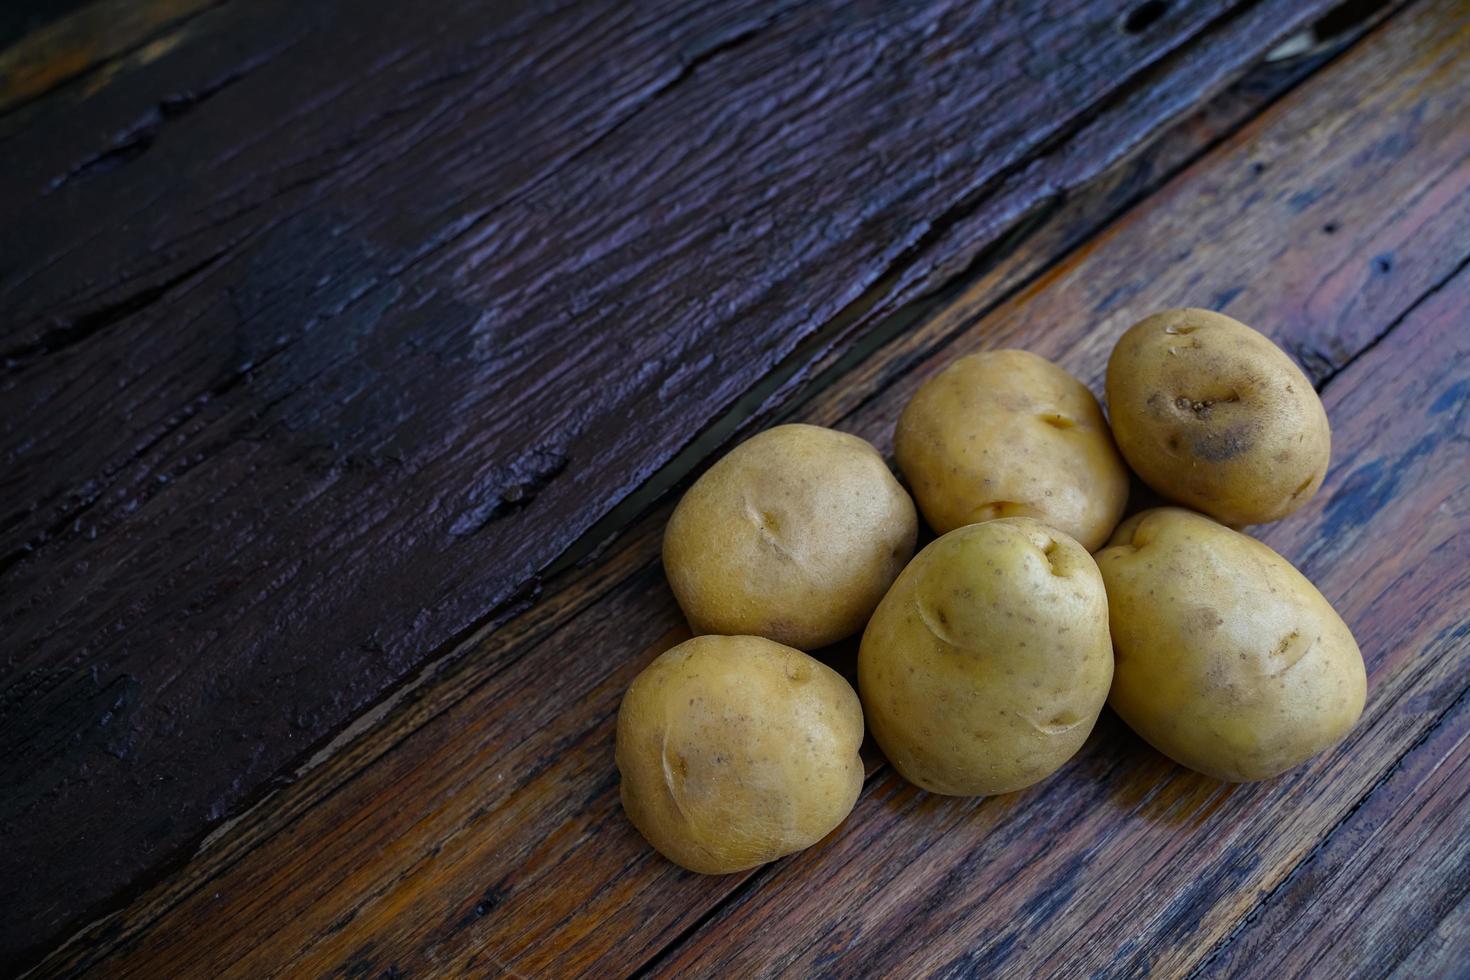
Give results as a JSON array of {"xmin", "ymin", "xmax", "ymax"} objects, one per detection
[
  {"xmin": 858, "ymin": 518, "xmax": 1113, "ymax": 796},
  {"xmin": 663, "ymin": 424, "xmax": 917, "ymax": 650},
  {"xmin": 894, "ymin": 349, "xmax": 1129, "ymax": 551},
  {"xmin": 1097, "ymin": 508, "xmax": 1366, "ymax": 782},
  {"xmin": 1105, "ymin": 308, "xmax": 1331, "ymax": 526},
  {"xmin": 616, "ymin": 635, "xmax": 864, "ymax": 874}
]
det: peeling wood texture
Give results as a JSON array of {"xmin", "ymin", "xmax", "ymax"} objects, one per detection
[{"xmin": 4, "ymin": 0, "xmax": 1468, "ymax": 975}]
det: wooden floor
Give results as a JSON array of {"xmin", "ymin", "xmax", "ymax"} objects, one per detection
[{"xmin": 3, "ymin": 0, "xmax": 1469, "ymax": 975}]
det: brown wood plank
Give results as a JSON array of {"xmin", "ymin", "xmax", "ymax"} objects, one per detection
[
  {"xmin": 656, "ymin": 265, "xmax": 1470, "ymax": 979},
  {"xmin": 0, "ymin": 0, "xmax": 1354, "ymax": 965},
  {"xmin": 29, "ymin": 1, "xmax": 1464, "ymax": 975},
  {"xmin": 1389, "ymin": 890, "xmax": 1470, "ymax": 979},
  {"xmin": 656, "ymin": 257, "xmax": 1470, "ymax": 976},
  {"xmin": 25, "ymin": 18, "xmax": 1381, "ymax": 976},
  {"xmin": 1198, "ymin": 674, "xmax": 1470, "ymax": 978},
  {"xmin": 651, "ymin": 2, "xmax": 1470, "ymax": 973}
]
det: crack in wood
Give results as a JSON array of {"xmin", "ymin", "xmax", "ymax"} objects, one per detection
[
  {"xmin": 45, "ymin": 51, "xmax": 274, "ymax": 193},
  {"xmin": 1311, "ymin": 246, "xmax": 1470, "ymax": 394},
  {"xmin": 1, "ymin": 248, "xmax": 228, "ymax": 373}
]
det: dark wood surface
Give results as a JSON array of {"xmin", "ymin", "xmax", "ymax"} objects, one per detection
[{"xmin": 4, "ymin": 0, "xmax": 1468, "ymax": 975}]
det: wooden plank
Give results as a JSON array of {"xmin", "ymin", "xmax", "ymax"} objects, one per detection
[
  {"xmin": 0, "ymin": 0, "xmax": 1351, "ymax": 964},
  {"xmin": 656, "ymin": 265, "xmax": 1470, "ymax": 979},
  {"xmin": 1197, "ymin": 678, "xmax": 1470, "ymax": 978},
  {"xmin": 1389, "ymin": 890, "xmax": 1470, "ymax": 980},
  {"xmin": 25, "ymin": 16, "xmax": 1380, "ymax": 976},
  {"xmin": 31, "ymin": 1, "xmax": 1465, "ymax": 974},
  {"xmin": 651, "ymin": 3, "xmax": 1470, "ymax": 973},
  {"xmin": 0, "ymin": 0, "xmax": 219, "ymax": 115}
]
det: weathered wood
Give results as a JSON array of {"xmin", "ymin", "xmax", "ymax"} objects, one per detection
[
  {"xmin": 1198, "ymin": 673, "xmax": 1470, "ymax": 979},
  {"xmin": 0, "ymin": 0, "xmax": 1352, "ymax": 964},
  {"xmin": 28, "ymin": 1, "xmax": 1466, "ymax": 974},
  {"xmin": 0, "ymin": 0, "xmax": 218, "ymax": 114},
  {"xmin": 653, "ymin": 2, "xmax": 1470, "ymax": 971},
  {"xmin": 656, "ymin": 264, "xmax": 1470, "ymax": 978},
  {"xmin": 24, "ymin": 15, "xmax": 1377, "ymax": 976}
]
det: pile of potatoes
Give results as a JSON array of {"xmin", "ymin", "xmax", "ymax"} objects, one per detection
[{"xmin": 616, "ymin": 309, "xmax": 1366, "ymax": 874}]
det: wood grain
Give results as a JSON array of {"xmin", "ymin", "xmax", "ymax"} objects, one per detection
[
  {"xmin": 653, "ymin": 1, "xmax": 1470, "ymax": 972},
  {"xmin": 0, "ymin": 0, "xmax": 1353, "ymax": 964},
  {"xmin": 0, "ymin": 0, "xmax": 221, "ymax": 115},
  {"xmin": 656, "ymin": 262, "xmax": 1470, "ymax": 979},
  {"xmin": 1198, "ymin": 668, "xmax": 1470, "ymax": 978},
  {"xmin": 30, "ymin": 0, "xmax": 1467, "ymax": 975},
  {"xmin": 24, "ymin": 13, "xmax": 1381, "ymax": 975}
]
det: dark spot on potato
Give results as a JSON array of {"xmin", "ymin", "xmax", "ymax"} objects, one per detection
[
  {"xmin": 1174, "ymin": 391, "xmax": 1240, "ymax": 418},
  {"xmin": 1039, "ymin": 412, "xmax": 1076, "ymax": 430},
  {"xmin": 1043, "ymin": 710, "xmax": 1081, "ymax": 731},
  {"xmin": 1187, "ymin": 607, "xmax": 1224, "ymax": 631},
  {"xmin": 1266, "ymin": 629, "xmax": 1313, "ymax": 674},
  {"xmin": 1192, "ymin": 422, "xmax": 1256, "ymax": 462}
]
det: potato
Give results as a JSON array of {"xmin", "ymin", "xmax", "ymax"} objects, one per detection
[
  {"xmin": 1097, "ymin": 508, "xmax": 1366, "ymax": 782},
  {"xmin": 616, "ymin": 634, "xmax": 864, "ymax": 873},
  {"xmin": 1105, "ymin": 308, "xmax": 1331, "ymax": 526},
  {"xmin": 664, "ymin": 423, "xmax": 917, "ymax": 649},
  {"xmin": 858, "ymin": 517, "xmax": 1113, "ymax": 796},
  {"xmin": 894, "ymin": 349, "xmax": 1129, "ymax": 551}
]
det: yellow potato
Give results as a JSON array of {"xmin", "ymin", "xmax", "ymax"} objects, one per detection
[
  {"xmin": 663, "ymin": 423, "xmax": 917, "ymax": 649},
  {"xmin": 858, "ymin": 518, "xmax": 1113, "ymax": 795},
  {"xmin": 1097, "ymin": 508, "xmax": 1366, "ymax": 781},
  {"xmin": 894, "ymin": 349, "xmax": 1129, "ymax": 551},
  {"xmin": 1105, "ymin": 308, "xmax": 1331, "ymax": 526},
  {"xmin": 616, "ymin": 635, "xmax": 864, "ymax": 873}
]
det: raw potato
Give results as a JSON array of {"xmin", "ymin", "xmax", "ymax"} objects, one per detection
[
  {"xmin": 1097, "ymin": 508, "xmax": 1366, "ymax": 782},
  {"xmin": 616, "ymin": 635, "xmax": 864, "ymax": 874},
  {"xmin": 1105, "ymin": 308, "xmax": 1331, "ymax": 526},
  {"xmin": 664, "ymin": 423, "xmax": 917, "ymax": 649},
  {"xmin": 895, "ymin": 349, "xmax": 1129, "ymax": 551},
  {"xmin": 858, "ymin": 518, "xmax": 1113, "ymax": 796}
]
